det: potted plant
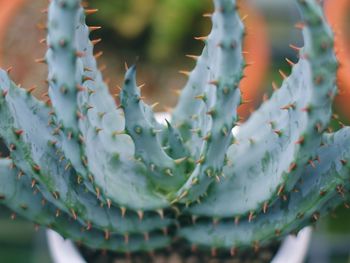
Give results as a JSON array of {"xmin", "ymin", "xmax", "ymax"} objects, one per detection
[{"xmin": 0, "ymin": 0, "xmax": 348, "ymax": 262}]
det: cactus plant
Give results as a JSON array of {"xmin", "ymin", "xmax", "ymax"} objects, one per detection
[{"xmin": 0, "ymin": 0, "xmax": 349, "ymax": 260}]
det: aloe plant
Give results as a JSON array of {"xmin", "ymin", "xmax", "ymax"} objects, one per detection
[{"xmin": 0, "ymin": 0, "xmax": 349, "ymax": 258}]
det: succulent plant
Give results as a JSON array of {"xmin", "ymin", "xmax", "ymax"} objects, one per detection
[{"xmin": 0, "ymin": 0, "xmax": 349, "ymax": 259}]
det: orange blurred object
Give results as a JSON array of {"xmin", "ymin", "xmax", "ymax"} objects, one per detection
[
  {"xmin": 0, "ymin": 0, "xmax": 25, "ymax": 66},
  {"xmin": 238, "ymin": 1, "xmax": 270, "ymax": 120},
  {"xmin": 324, "ymin": 0, "xmax": 350, "ymax": 121}
]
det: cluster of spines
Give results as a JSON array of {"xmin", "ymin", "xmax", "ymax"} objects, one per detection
[{"xmin": 180, "ymin": 0, "xmax": 339, "ymax": 223}]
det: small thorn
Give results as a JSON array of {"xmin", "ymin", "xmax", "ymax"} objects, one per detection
[
  {"xmin": 202, "ymin": 133, "xmax": 211, "ymax": 141},
  {"xmin": 319, "ymin": 190, "xmax": 327, "ymax": 196},
  {"xmin": 245, "ymin": 61, "xmax": 255, "ymax": 67},
  {"xmin": 6, "ymin": 66, "xmax": 13, "ymax": 74},
  {"xmin": 76, "ymin": 84, "xmax": 86, "ymax": 92},
  {"xmin": 75, "ymin": 51, "xmax": 85, "ymax": 58},
  {"xmin": 112, "ymin": 130, "xmax": 126, "ymax": 136},
  {"xmin": 308, "ymin": 159, "xmax": 316, "ymax": 168},
  {"xmin": 274, "ymin": 130, "xmax": 283, "ymax": 137},
  {"xmin": 137, "ymin": 210, "xmax": 144, "ymax": 220},
  {"xmin": 36, "ymin": 23, "xmax": 47, "ymax": 31},
  {"xmin": 56, "ymin": 209, "xmax": 61, "ymax": 217},
  {"xmin": 336, "ymin": 185, "xmax": 345, "ymax": 198},
  {"xmin": 34, "ymin": 224, "xmax": 40, "ymax": 232},
  {"xmin": 285, "ymin": 58, "xmax": 295, "ymax": 66},
  {"xmin": 277, "ymin": 184, "xmax": 285, "ymax": 196},
  {"xmin": 186, "ymin": 54, "xmax": 199, "ymax": 60},
  {"xmin": 241, "ymin": 14, "xmax": 248, "ymax": 21},
  {"xmin": 288, "ymin": 162, "xmax": 297, "ymax": 172},
  {"xmin": 120, "ymin": 207, "xmax": 126, "ymax": 217},
  {"xmin": 91, "ymin": 38, "xmax": 102, "ymax": 46},
  {"xmin": 179, "ymin": 190, "xmax": 188, "ymax": 200},
  {"xmin": 104, "ymin": 230, "xmax": 110, "ymax": 240},
  {"xmin": 196, "ymin": 156, "xmax": 205, "ymax": 164},
  {"xmin": 172, "ymin": 89, "xmax": 181, "ymax": 96},
  {"xmin": 289, "ymin": 44, "xmax": 302, "ymax": 51},
  {"xmin": 157, "ymin": 209, "xmax": 164, "ymax": 219},
  {"xmin": 206, "ymin": 109, "xmax": 215, "ymax": 116},
  {"xmin": 248, "ymin": 211, "xmax": 254, "ymax": 222},
  {"xmin": 194, "ymin": 94, "xmax": 206, "ymax": 100},
  {"xmin": 32, "ymin": 164, "xmax": 41, "ymax": 172},
  {"xmin": 138, "ymin": 83, "xmax": 146, "ymax": 90},
  {"xmin": 85, "ymin": 8, "xmax": 98, "ymax": 15},
  {"xmin": 11, "ymin": 213, "xmax": 16, "ymax": 220},
  {"xmin": 86, "ymin": 221, "xmax": 92, "ymax": 230},
  {"xmin": 174, "ymin": 157, "xmax": 187, "ymax": 165},
  {"xmin": 41, "ymin": 91, "xmax": 49, "ymax": 98},
  {"xmin": 31, "ymin": 179, "xmax": 37, "ymax": 188},
  {"xmin": 94, "ymin": 51, "xmax": 103, "ymax": 59},
  {"xmin": 95, "ymin": 127, "xmax": 103, "ymax": 134},
  {"xmin": 241, "ymin": 99, "xmax": 252, "ymax": 105},
  {"xmin": 301, "ymin": 106, "xmax": 311, "ymax": 113},
  {"xmin": 294, "ymin": 22, "xmax": 305, "ymax": 30},
  {"xmin": 262, "ymin": 93, "xmax": 269, "ymax": 102},
  {"xmin": 194, "ymin": 36, "xmax": 208, "ymax": 41},
  {"xmin": 151, "ymin": 102, "xmax": 159, "ymax": 109},
  {"xmin": 209, "ymin": 80, "xmax": 219, "ymax": 86},
  {"xmin": 191, "ymin": 177, "xmax": 199, "ymax": 185},
  {"xmin": 99, "ymin": 64, "xmax": 107, "ymax": 72},
  {"xmin": 253, "ymin": 242, "xmax": 260, "ymax": 253},
  {"xmin": 35, "ymin": 58, "xmax": 46, "ymax": 64},
  {"xmin": 95, "ymin": 187, "xmax": 100, "ymax": 199},
  {"xmin": 27, "ymin": 85, "xmax": 37, "ymax": 94},
  {"xmin": 312, "ymin": 212, "xmax": 320, "ymax": 222},
  {"xmin": 14, "ymin": 129, "xmax": 24, "ymax": 136},
  {"xmin": 263, "ymin": 202, "xmax": 268, "ymax": 214},
  {"xmin": 70, "ymin": 209, "xmax": 77, "ymax": 220},
  {"xmin": 295, "ymin": 136, "xmax": 305, "ymax": 145},
  {"xmin": 275, "ymin": 229, "xmax": 282, "ymax": 236},
  {"xmin": 279, "ymin": 69, "xmax": 288, "ymax": 79},
  {"xmin": 89, "ymin": 26, "xmax": 101, "ymax": 32},
  {"xmin": 83, "ymin": 76, "xmax": 94, "ymax": 82},
  {"xmin": 340, "ymin": 159, "xmax": 347, "ymax": 166},
  {"xmin": 179, "ymin": 70, "xmax": 190, "ymax": 77},
  {"xmin": 76, "ymin": 111, "xmax": 84, "ymax": 120},
  {"xmin": 280, "ymin": 103, "xmax": 295, "ymax": 110},
  {"xmin": 230, "ymin": 247, "xmax": 238, "ymax": 256},
  {"xmin": 203, "ymin": 13, "xmax": 212, "ymax": 18},
  {"xmin": 52, "ymin": 191, "xmax": 60, "ymax": 200}
]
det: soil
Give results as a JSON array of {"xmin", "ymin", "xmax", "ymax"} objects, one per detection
[{"xmin": 79, "ymin": 241, "xmax": 280, "ymax": 263}]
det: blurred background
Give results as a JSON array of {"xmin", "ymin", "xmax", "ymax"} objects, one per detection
[{"xmin": 0, "ymin": 0, "xmax": 349, "ymax": 262}]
